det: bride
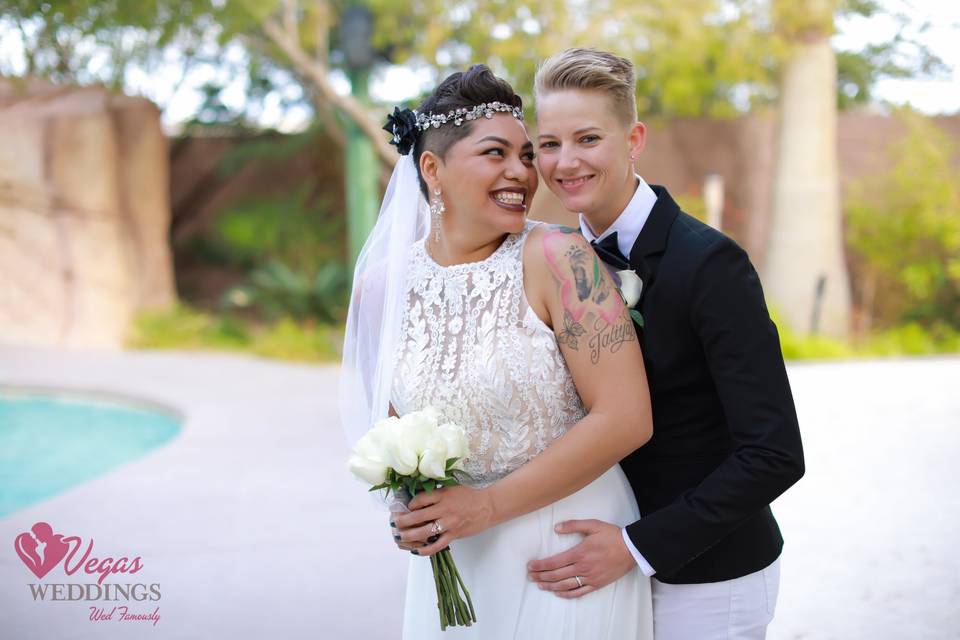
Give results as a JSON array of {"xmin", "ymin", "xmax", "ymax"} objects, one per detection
[{"xmin": 340, "ymin": 65, "xmax": 654, "ymax": 639}]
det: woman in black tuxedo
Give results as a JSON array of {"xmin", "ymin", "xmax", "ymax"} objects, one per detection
[{"xmin": 524, "ymin": 48, "xmax": 805, "ymax": 639}]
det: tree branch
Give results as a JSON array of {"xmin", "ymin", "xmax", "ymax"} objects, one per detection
[
  {"xmin": 314, "ymin": 1, "xmax": 330, "ymax": 67},
  {"xmin": 283, "ymin": 0, "xmax": 299, "ymax": 47},
  {"xmin": 262, "ymin": 18, "xmax": 394, "ymax": 167}
]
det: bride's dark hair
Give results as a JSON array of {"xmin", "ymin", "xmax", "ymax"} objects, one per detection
[{"xmin": 412, "ymin": 65, "xmax": 523, "ymax": 198}]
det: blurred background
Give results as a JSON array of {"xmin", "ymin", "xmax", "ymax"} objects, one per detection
[
  {"xmin": 0, "ymin": 0, "xmax": 957, "ymax": 357},
  {"xmin": 0, "ymin": 1, "xmax": 958, "ymax": 639}
]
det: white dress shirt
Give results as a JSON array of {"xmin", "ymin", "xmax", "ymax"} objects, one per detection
[
  {"xmin": 578, "ymin": 175, "xmax": 657, "ymax": 261},
  {"xmin": 578, "ymin": 175, "xmax": 659, "ymax": 577}
]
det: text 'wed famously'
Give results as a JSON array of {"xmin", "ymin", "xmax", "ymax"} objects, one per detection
[{"xmin": 12, "ymin": 522, "xmax": 162, "ymax": 626}]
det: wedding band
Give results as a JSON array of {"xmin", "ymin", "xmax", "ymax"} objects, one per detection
[
  {"xmin": 430, "ymin": 521, "xmax": 443, "ymax": 535},
  {"xmin": 574, "ymin": 576, "xmax": 583, "ymax": 588}
]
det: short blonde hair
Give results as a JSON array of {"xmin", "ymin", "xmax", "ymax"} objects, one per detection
[{"xmin": 534, "ymin": 48, "xmax": 637, "ymax": 126}]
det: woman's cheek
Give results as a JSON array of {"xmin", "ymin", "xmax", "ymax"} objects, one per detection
[
  {"xmin": 535, "ymin": 155, "xmax": 552, "ymax": 181},
  {"xmin": 527, "ymin": 166, "xmax": 539, "ymax": 192}
]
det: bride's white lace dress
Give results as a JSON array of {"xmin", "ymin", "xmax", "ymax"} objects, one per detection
[{"xmin": 392, "ymin": 220, "xmax": 653, "ymax": 639}]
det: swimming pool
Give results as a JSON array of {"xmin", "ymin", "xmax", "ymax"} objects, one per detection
[{"xmin": 0, "ymin": 389, "xmax": 182, "ymax": 518}]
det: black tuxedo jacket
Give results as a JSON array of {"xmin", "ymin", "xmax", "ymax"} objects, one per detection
[{"xmin": 619, "ymin": 185, "xmax": 804, "ymax": 584}]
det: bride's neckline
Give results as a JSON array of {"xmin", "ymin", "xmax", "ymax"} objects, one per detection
[{"xmin": 421, "ymin": 230, "xmax": 520, "ymax": 271}]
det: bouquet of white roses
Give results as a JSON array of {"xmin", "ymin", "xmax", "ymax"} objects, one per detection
[{"xmin": 348, "ymin": 406, "xmax": 476, "ymax": 630}]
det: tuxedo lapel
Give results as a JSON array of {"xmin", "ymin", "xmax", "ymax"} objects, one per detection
[{"xmin": 628, "ymin": 185, "xmax": 680, "ymax": 307}]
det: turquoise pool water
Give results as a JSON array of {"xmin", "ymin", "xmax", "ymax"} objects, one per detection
[{"xmin": 0, "ymin": 390, "xmax": 182, "ymax": 518}]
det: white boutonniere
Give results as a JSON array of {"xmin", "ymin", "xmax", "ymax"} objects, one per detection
[{"xmin": 615, "ymin": 269, "xmax": 645, "ymax": 328}]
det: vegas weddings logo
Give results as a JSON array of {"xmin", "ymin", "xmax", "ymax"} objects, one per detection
[{"xmin": 13, "ymin": 521, "xmax": 162, "ymax": 626}]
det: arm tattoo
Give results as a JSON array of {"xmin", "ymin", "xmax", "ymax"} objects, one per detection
[
  {"xmin": 569, "ymin": 245, "xmax": 593, "ymax": 302},
  {"xmin": 557, "ymin": 310, "xmax": 586, "ymax": 350},
  {"xmin": 543, "ymin": 226, "xmax": 636, "ymax": 362},
  {"xmin": 588, "ymin": 316, "xmax": 636, "ymax": 364}
]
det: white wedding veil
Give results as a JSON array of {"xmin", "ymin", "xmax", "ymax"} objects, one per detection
[{"xmin": 339, "ymin": 154, "xmax": 429, "ymax": 446}]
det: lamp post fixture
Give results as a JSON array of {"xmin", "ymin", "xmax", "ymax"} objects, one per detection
[{"xmin": 340, "ymin": 5, "xmax": 378, "ymax": 272}]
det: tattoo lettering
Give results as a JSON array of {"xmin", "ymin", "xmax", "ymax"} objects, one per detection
[{"xmin": 588, "ymin": 316, "xmax": 637, "ymax": 364}]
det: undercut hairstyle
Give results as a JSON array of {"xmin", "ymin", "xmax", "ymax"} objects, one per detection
[
  {"xmin": 534, "ymin": 48, "xmax": 637, "ymax": 126},
  {"xmin": 413, "ymin": 65, "xmax": 523, "ymax": 198}
]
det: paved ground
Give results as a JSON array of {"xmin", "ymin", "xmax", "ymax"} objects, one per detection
[{"xmin": 0, "ymin": 346, "xmax": 957, "ymax": 639}]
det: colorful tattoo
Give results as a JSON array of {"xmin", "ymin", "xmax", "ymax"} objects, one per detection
[
  {"xmin": 543, "ymin": 226, "xmax": 623, "ymax": 326},
  {"xmin": 542, "ymin": 226, "xmax": 633, "ymax": 362}
]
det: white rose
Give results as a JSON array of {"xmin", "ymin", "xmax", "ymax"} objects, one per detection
[
  {"xmin": 398, "ymin": 411, "xmax": 437, "ymax": 457},
  {"xmin": 347, "ymin": 453, "xmax": 388, "ymax": 485},
  {"xmin": 381, "ymin": 425, "xmax": 419, "ymax": 476},
  {"xmin": 616, "ymin": 269, "xmax": 643, "ymax": 308},
  {"xmin": 347, "ymin": 427, "xmax": 389, "ymax": 485},
  {"xmin": 419, "ymin": 435, "xmax": 450, "ymax": 480},
  {"xmin": 437, "ymin": 423, "xmax": 468, "ymax": 470}
]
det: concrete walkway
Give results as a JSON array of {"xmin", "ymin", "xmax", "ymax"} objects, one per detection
[{"xmin": 0, "ymin": 347, "xmax": 957, "ymax": 639}]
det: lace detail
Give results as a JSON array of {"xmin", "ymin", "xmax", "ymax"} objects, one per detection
[{"xmin": 391, "ymin": 221, "xmax": 587, "ymax": 487}]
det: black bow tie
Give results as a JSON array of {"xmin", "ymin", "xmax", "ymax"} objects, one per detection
[{"xmin": 590, "ymin": 232, "xmax": 630, "ymax": 270}]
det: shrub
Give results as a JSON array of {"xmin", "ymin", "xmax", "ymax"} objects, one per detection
[
  {"xmin": 846, "ymin": 109, "xmax": 960, "ymax": 330},
  {"xmin": 127, "ymin": 305, "xmax": 343, "ymax": 362}
]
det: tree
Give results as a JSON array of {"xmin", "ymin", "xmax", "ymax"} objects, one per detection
[
  {"xmin": 847, "ymin": 110, "xmax": 960, "ymax": 331},
  {"xmin": 763, "ymin": 0, "xmax": 852, "ymax": 338},
  {"xmin": 1, "ymin": 1, "xmax": 785, "ymax": 158},
  {"xmin": 759, "ymin": 0, "xmax": 946, "ymax": 338}
]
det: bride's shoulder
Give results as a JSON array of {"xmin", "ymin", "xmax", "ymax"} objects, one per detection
[
  {"xmin": 521, "ymin": 222, "xmax": 592, "ymax": 270},
  {"xmin": 521, "ymin": 223, "xmax": 594, "ymax": 310}
]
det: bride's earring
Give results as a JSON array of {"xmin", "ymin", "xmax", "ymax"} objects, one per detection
[{"xmin": 430, "ymin": 187, "xmax": 446, "ymax": 243}]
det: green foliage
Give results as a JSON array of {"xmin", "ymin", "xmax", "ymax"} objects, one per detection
[
  {"xmin": 2, "ymin": 0, "xmax": 945, "ymax": 126},
  {"xmin": 860, "ymin": 323, "xmax": 960, "ymax": 357},
  {"xmin": 211, "ymin": 185, "xmax": 342, "ymax": 272},
  {"xmin": 770, "ymin": 307, "xmax": 959, "ymax": 360},
  {"xmin": 674, "ymin": 193, "xmax": 707, "ymax": 223},
  {"xmin": 0, "ymin": 1, "xmax": 218, "ymax": 87},
  {"xmin": 846, "ymin": 110, "xmax": 960, "ymax": 330},
  {"xmin": 775, "ymin": 322, "xmax": 855, "ymax": 361},
  {"xmin": 128, "ymin": 305, "xmax": 343, "ymax": 362},
  {"xmin": 250, "ymin": 317, "xmax": 343, "ymax": 361},
  {"xmin": 196, "ymin": 167, "xmax": 350, "ymax": 324},
  {"xmin": 221, "ymin": 261, "xmax": 350, "ymax": 323},
  {"xmin": 835, "ymin": 29, "xmax": 947, "ymax": 110}
]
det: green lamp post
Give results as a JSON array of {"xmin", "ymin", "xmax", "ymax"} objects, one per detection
[{"xmin": 340, "ymin": 6, "xmax": 379, "ymax": 271}]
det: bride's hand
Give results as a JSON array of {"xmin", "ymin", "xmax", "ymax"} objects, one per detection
[{"xmin": 391, "ymin": 485, "xmax": 496, "ymax": 557}]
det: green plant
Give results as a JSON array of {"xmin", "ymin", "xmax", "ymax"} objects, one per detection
[
  {"xmin": 127, "ymin": 305, "xmax": 343, "ymax": 362},
  {"xmin": 674, "ymin": 193, "xmax": 708, "ymax": 224},
  {"xmin": 128, "ymin": 305, "xmax": 251, "ymax": 350},
  {"xmin": 770, "ymin": 308, "xmax": 853, "ymax": 360},
  {"xmin": 252, "ymin": 319, "xmax": 342, "ymax": 362},
  {"xmin": 212, "ymin": 185, "xmax": 344, "ymax": 274},
  {"xmin": 860, "ymin": 323, "xmax": 960, "ymax": 357},
  {"xmin": 846, "ymin": 109, "xmax": 960, "ymax": 330},
  {"xmin": 770, "ymin": 306, "xmax": 959, "ymax": 360},
  {"xmin": 221, "ymin": 261, "xmax": 350, "ymax": 324}
]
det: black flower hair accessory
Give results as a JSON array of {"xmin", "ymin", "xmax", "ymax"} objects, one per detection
[{"xmin": 383, "ymin": 107, "xmax": 419, "ymax": 156}]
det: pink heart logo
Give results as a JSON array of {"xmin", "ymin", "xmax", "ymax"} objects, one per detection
[{"xmin": 14, "ymin": 522, "xmax": 70, "ymax": 579}]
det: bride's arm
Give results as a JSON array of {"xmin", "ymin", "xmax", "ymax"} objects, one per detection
[{"xmin": 394, "ymin": 225, "xmax": 652, "ymax": 556}]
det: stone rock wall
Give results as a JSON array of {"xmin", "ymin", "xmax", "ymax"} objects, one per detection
[{"xmin": 0, "ymin": 79, "xmax": 175, "ymax": 348}]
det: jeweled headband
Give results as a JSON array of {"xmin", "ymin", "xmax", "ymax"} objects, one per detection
[{"xmin": 383, "ymin": 102, "xmax": 524, "ymax": 156}]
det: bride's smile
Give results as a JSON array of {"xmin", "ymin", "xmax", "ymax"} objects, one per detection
[{"xmin": 420, "ymin": 114, "xmax": 539, "ymax": 265}]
